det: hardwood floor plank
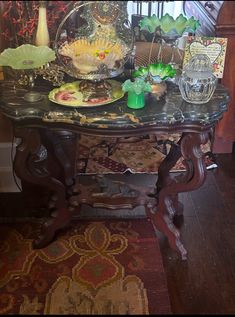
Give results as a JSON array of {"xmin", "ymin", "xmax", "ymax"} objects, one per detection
[{"xmin": 160, "ymin": 153, "xmax": 235, "ymax": 314}]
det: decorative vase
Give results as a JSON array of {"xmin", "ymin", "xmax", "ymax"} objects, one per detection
[
  {"xmin": 127, "ymin": 91, "xmax": 145, "ymax": 109},
  {"xmin": 35, "ymin": 1, "xmax": 50, "ymax": 47}
]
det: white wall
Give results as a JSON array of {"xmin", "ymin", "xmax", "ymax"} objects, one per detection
[
  {"xmin": 163, "ymin": 1, "xmax": 184, "ymax": 18},
  {"xmin": 127, "ymin": 1, "xmax": 184, "ymax": 19},
  {"xmin": 0, "ymin": 142, "xmax": 21, "ymax": 192}
]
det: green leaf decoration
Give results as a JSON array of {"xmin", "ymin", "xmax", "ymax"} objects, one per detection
[
  {"xmin": 139, "ymin": 13, "xmax": 200, "ymax": 36},
  {"xmin": 0, "ymin": 44, "xmax": 56, "ymax": 69},
  {"xmin": 122, "ymin": 78, "xmax": 152, "ymax": 94}
]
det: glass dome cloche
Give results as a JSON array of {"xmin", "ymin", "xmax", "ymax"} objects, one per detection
[{"xmin": 54, "ymin": 1, "xmax": 134, "ymax": 103}]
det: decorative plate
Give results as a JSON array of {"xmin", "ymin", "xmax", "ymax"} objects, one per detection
[{"xmin": 48, "ymin": 80, "xmax": 124, "ymax": 107}]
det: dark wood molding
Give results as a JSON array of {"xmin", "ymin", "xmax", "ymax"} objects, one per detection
[{"xmin": 184, "ymin": 1, "xmax": 235, "ymax": 153}]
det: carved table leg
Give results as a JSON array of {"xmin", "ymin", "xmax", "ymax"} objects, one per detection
[
  {"xmin": 43, "ymin": 130, "xmax": 77, "ymax": 194},
  {"xmin": 155, "ymin": 135, "xmax": 183, "ymax": 217},
  {"xmin": 147, "ymin": 132, "xmax": 209, "ymax": 260},
  {"xmin": 14, "ymin": 127, "xmax": 70, "ymax": 248}
]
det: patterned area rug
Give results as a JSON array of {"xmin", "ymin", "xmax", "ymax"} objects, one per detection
[
  {"xmin": 0, "ymin": 218, "xmax": 171, "ymax": 315},
  {"xmin": 76, "ymin": 133, "xmax": 217, "ymax": 174}
]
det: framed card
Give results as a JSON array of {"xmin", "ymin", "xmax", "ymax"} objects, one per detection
[{"xmin": 183, "ymin": 36, "xmax": 228, "ymax": 78}]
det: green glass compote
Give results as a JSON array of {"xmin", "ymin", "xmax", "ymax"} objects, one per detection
[
  {"xmin": 0, "ymin": 44, "xmax": 56, "ymax": 102},
  {"xmin": 139, "ymin": 13, "xmax": 201, "ymax": 69},
  {"xmin": 132, "ymin": 62, "xmax": 176, "ymax": 99}
]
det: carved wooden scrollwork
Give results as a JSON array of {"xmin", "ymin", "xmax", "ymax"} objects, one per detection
[
  {"xmin": 147, "ymin": 131, "xmax": 209, "ymax": 260},
  {"xmin": 13, "ymin": 127, "xmax": 71, "ymax": 248}
]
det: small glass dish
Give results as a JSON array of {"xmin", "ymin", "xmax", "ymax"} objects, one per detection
[{"xmin": 178, "ymin": 54, "xmax": 217, "ymax": 104}]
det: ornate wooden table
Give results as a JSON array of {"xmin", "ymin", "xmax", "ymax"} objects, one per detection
[{"xmin": 0, "ymin": 80, "xmax": 230, "ymax": 260}]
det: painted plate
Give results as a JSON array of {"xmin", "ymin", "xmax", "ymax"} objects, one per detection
[{"xmin": 48, "ymin": 80, "xmax": 124, "ymax": 107}]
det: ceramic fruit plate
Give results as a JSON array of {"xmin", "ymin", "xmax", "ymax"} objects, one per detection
[{"xmin": 48, "ymin": 80, "xmax": 124, "ymax": 107}]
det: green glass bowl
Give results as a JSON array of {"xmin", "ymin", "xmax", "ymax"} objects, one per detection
[
  {"xmin": 0, "ymin": 44, "xmax": 56, "ymax": 70},
  {"xmin": 133, "ymin": 63, "xmax": 176, "ymax": 81},
  {"xmin": 139, "ymin": 13, "xmax": 200, "ymax": 36}
]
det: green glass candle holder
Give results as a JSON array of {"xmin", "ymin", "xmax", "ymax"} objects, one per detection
[{"xmin": 127, "ymin": 91, "xmax": 145, "ymax": 109}]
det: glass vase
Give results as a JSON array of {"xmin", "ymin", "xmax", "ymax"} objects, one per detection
[
  {"xmin": 179, "ymin": 54, "xmax": 217, "ymax": 104},
  {"xmin": 35, "ymin": 1, "xmax": 50, "ymax": 47},
  {"xmin": 127, "ymin": 91, "xmax": 145, "ymax": 109}
]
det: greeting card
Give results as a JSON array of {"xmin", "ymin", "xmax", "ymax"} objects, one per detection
[{"xmin": 183, "ymin": 36, "xmax": 228, "ymax": 78}]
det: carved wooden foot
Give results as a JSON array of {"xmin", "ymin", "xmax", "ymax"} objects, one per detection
[
  {"xmin": 33, "ymin": 208, "xmax": 72, "ymax": 248},
  {"xmin": 146, "ymin": 206, "xmax": 187, "ymax": 260},
  {"xmin": 14, "ymin": 127, "xmax": 69, "ymax": 248},
  {"xmin": 156, "ymin": 138, "xmax": 183, "ymax": 218},
  {"xmin": 151, "ymin": 132, "xmax": 209, "ymax": 259}
]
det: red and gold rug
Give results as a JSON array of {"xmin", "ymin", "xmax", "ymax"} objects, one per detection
[
  {"xmin": 76, "ymin": 133, "xmax": 217, "ymax": 174},
  {"xmin": 0, "ymin": 218, "xmax": 171, "ymax": 315}
]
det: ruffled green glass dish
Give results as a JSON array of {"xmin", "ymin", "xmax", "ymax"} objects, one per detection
[
  {"xmin": 139, "ymin": 13, "xmax": 200, "ymax": 69},
  {"xmin": 132, "ymin": 63, "xmax": 176, "ymax": 99},
  {"xmin": 0, "ymin": 44, "xmax": 56, "ymax": 69},
  {"xmin": 139, "ymin": 13, "xmax": 200, "ymax": 37},
  {"xmin": 0, "ymin": 44, "xmax": 56, "ymax": 102},
  {"xmin": 132, "ymin": 62, "xmax": 176, "ymax": 82}
]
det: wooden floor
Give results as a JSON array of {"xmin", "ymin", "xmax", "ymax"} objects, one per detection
[
  {"xmin": 160, "ymin": 152, "xmax": 235, "ymax": 314},
  {"xmin": 1, "ymin": 152, "xmax": 235, "ymax": 314}
]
